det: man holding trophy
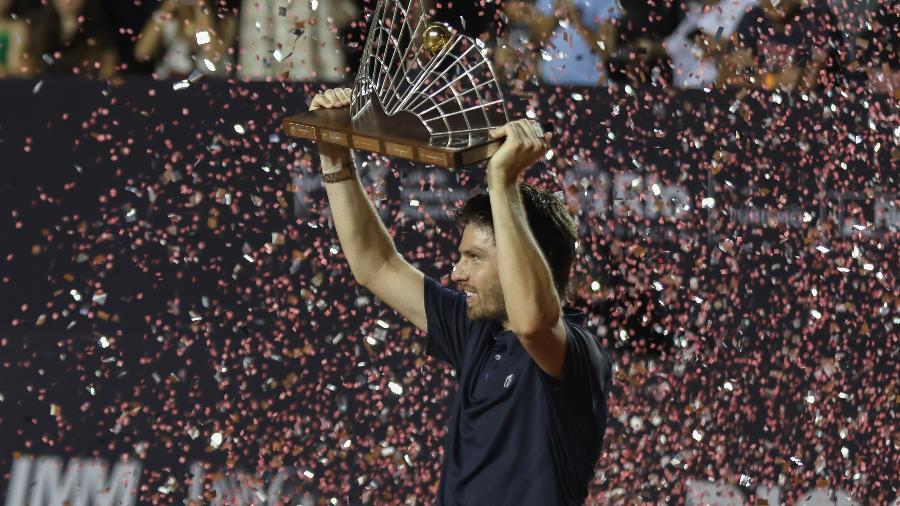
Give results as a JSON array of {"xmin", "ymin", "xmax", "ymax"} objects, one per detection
[
  {"xmin": 283, "ymin": 1, "xmax": 611, "ymax": 502},
  {"xmin": 305, "ymin": 87, "xmax": 612, "ymax": 505}
]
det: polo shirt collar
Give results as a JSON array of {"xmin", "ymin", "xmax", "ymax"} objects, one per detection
[
  {"xmin": 492, "ymin": 306, "xmax": 587, "ymax": 340},
  {"xmin": 563, "ymin": 306, "xmax": 587, "ymax": 325}
]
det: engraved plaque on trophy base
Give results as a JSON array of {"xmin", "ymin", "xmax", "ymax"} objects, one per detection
[{"xmin": 282, "ymin": 105, "xmax": 505, "ymax": 169}]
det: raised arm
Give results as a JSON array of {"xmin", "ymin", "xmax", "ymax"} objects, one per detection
[
  {"xmin": 312, "ymin": 88, "xmax": 427, "ymax": 332},
  {"xmin": 486, "ymin": 120, "xmax": 567, "ymax": 379}
]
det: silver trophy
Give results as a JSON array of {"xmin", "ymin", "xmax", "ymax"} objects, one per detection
[{"xmin": 283, "ymin": 0, "xmax": 512, "ymax": 168}]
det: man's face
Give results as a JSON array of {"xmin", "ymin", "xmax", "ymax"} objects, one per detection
[{"xmin": 450, "ymin": 225, "xmax": 507, "ymax": 323}]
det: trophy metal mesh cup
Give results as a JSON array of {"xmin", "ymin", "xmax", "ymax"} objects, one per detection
[{"xmin": 283, "ymin": 0, "xmax": 511, "ymax": 168}]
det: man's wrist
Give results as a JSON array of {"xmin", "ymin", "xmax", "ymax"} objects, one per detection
[
  {"xmin": 488, "ymin": 180, "xmax": 520, "ymax": 200},
  {"xmin": 321, "ymin": 158, "xmax": 356, "ymax": 183},
  {"xmin": 486, "ymin": 170, "xmax": 518, "ymax": 192},
  {"xmin": 320, "ymin": 154, "xmax": 352, "ymax": 175}
]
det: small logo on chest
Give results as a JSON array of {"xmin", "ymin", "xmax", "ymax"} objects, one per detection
[{"xmin": 503, "ymin": 373, "xmax": 515, "ymax": 389}]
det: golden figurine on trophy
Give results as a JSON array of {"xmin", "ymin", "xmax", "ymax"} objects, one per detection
[{"xmin": 282, "ymin": 0, "xmax": 512, "ymax": 168}]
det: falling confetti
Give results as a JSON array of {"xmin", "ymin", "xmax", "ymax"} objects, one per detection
[
  {"xmin": 0, "ymin": 1, "xmax": 897, "ymax": 504},
  {"xmin": 195, "ymin": 31, "xmax": 211, "ymax": 46}
]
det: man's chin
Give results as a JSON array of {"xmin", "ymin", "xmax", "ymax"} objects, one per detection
[
  {"xmin": 466, "ymin": 307, "xmax": 504, "ymax": 322},
  {"xmin": 467, "ymin": 306, "xmax": 491, "ymax": 321}
]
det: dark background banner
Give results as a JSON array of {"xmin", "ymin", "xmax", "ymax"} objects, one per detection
[{"xmin": 0, "ymin": 78, "xmax": 896, "ymax": 504}]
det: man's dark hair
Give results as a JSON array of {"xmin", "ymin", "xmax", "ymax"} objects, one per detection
[{"xmin": 454, "ymin": 183, "xmax": 578, "ymax": 302}]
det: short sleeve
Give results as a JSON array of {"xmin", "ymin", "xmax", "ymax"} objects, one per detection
[
  {"xmin": 540, "ymin": 319, "xmax": 613, "ymax": 414},
  {"xmin": 423, "ymin": 275, "xmax": 474, "ymax": 371}
]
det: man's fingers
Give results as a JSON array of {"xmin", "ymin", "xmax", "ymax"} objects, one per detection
[
  {"xmin": 531, "ymin": 120, "xmax": 552, "ymax": 149},
  {"xmin": 323, "ymin": 88, "xmax": 352, "ymax": 107},
  {"xmin": 310, "ymin": 87, "xmax": 354, "ymax": 111},
  {"xmin": 510, "ymin": 120, "xmax": 534, "ymax": 149},
  {"xmin": 519, "ymin": 119, "xmax": 541, "ymax": 141},
  {"xmin": 491, "ymin": 120, "xmax": 550, "ymax": 152},
  {"xmin": 524, "ymin": 121, "xmax": 541, "ymax": 149},
  {"xmin": 309, "ymin": 94, "xmax": 324, "ymax": 111},
  {"xmin": 526, "ymin": 119, "xmax": 544, "ymax": 139},
  {"xmin": 513, "ymin": 121, "xmax": 537, "ymax": 150},
  {"xmin": 489, "ymin": 124, "xmax": 509, "ymax": 139},
  {"xmin": 525, "ymin": 120, "xmax": 551, "ymax": 150},
  {"xmin": 324, "ymin": 89, "xmax": 341, "ymax": 107},
  {"xmin": 508, "ymin": 122, "xmax": 525, "ymax": 146},
  {"xmin": 335, "ymin": 88, "xmax": 352, "ymax": 103},
  {"xmin": 311, "ymin": 93, "xmax": 330, "ymax": 110}
]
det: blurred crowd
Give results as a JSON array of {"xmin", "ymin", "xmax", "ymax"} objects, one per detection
[
  {"xmin": 0, "ymin": 0, "xmax": 896, "ymax": 93},
  {"xmin": 497, "ymin": 0, "xmax": 898, "ymax": 92}
]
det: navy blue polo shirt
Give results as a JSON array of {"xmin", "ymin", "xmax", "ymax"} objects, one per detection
[{"xmin": 423, "ymin": 275, "xmax": 613, "ymax": 506}]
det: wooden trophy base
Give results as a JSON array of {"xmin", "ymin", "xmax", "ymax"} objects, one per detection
[{"xmin": 282, "ymin": 104, "xmax": 504, "ymax": 169}]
